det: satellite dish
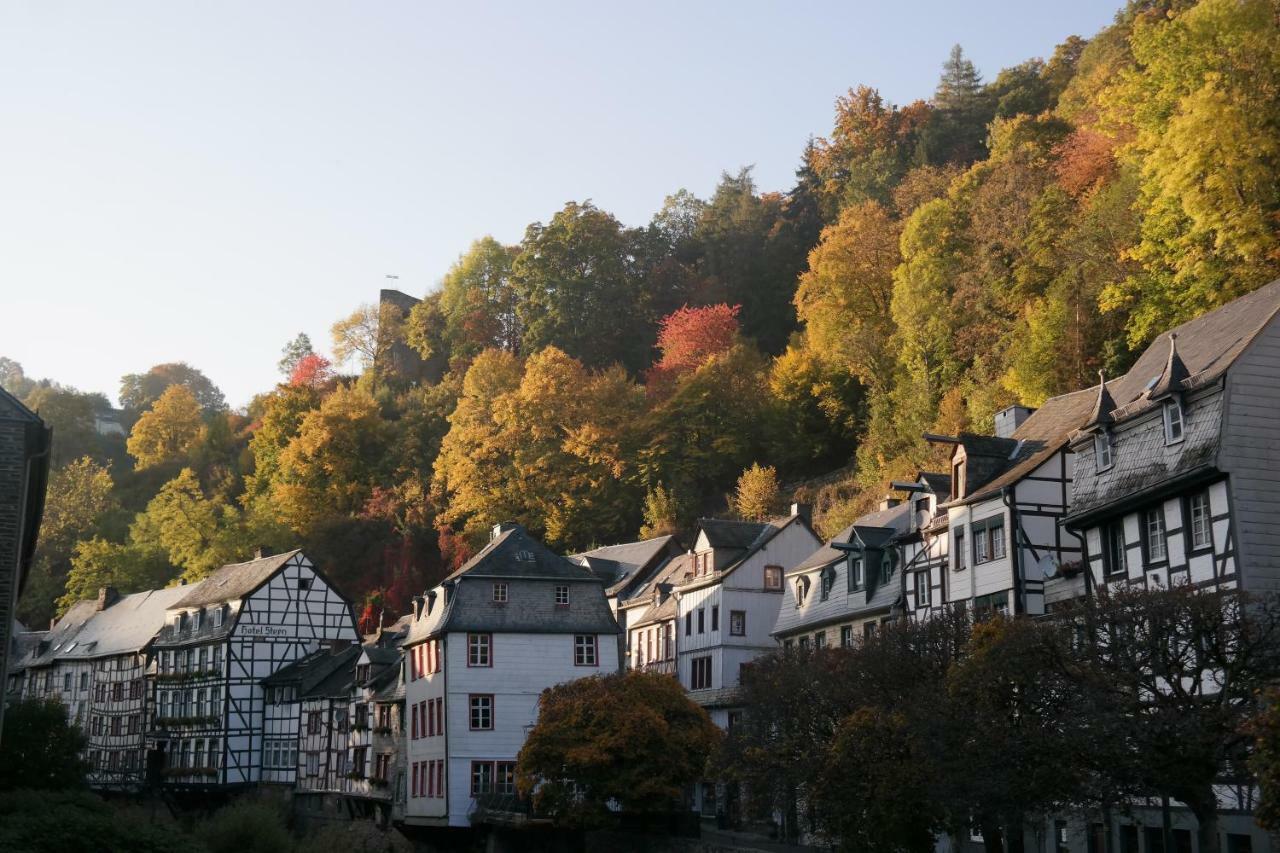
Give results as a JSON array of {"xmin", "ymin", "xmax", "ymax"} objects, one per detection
[{"xmin": 1037, "ymin": 554, "xmax": 1059, "ymax": 579}]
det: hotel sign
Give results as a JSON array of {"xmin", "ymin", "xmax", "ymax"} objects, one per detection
[{"xmin": 237, "ymin": 624, "xmax": 289, "ymax": 638}]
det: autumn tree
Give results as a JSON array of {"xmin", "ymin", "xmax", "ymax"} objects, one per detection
[
  {"xmin": 794, "ymin": 201, "xmax": 901, "ymax": 389},
  {"xmin": 517, "ymin": 671, "xmax": 721, "ymax": 824},
  {"xmin": 733, "ymin": 463, "xmax": 780, "ymax": 522},
  {"xmin": 433, "ymin": 236, "xmax": 521, "ymax": 361},
  {"xmin": 20, "ymin": 386, "xmax": 107, "ymax": 468},
  {"xmin": 126, "ymin": 384, "xmax": 205, "ymax": 469},
  {"xmin": 331, "ymin": 302, "xmax": 404, "ymax": 372},
  {"xmin": 131, "ymin": 467, "xmax": 249, "ymax": 583},
  {"xmin": 639, "ymin": 483, "xmax": 681, "ymax": 539},
  {"xmin": 1250, "ymin": 689, "xmax": 1280, "ymax": 830},
  {"xmin": 646, "ymin": 303, "xmax": 741, "ymax": 393},
  {"xmin": 288, "ymin": 352, "xmax": 333, "ymax": 389},
  {"xmin": 766, "ymin": 344, "xmax": 863, "ymax": 475},
  {"xmin": 119, "ymin": 362, "xmax": 225, "ymax": 413},
  {"xmin": 59, "ymin": 537, "xmax": 172, "ymax": 614}
]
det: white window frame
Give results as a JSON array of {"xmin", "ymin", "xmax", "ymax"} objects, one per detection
[
  {"xmin": 491, "ymin": 583, "xmax": 508, "ymax": 604},
  {"xmin": 1164, "ymin": 400, "xmax": 1185, "ymax": 444},
  {"xmin": 1190, "ymin": 491, "xmax": 1212, "ymax": 550},
  {"xmin": 1095, "ymin": 433, "xmax": 1113, "ymax": 470},
  {"xmin": 468, "ymin": 694, "xmax": 493, "ymax": 731},
  {"xmin": 915, "ymin": 571, "xmax": 931, "ymax": 607},
  {"xmin": 573, "ymin": 634, "xmax": 598, "ymax": 667},
  {"xmin": 554, "ymin": 585, "xmax": 569, "ymax": 606},
  {"xmin": 1145, "ymin": 507, "xmax": 1167, "ymax": 563},
  {"xmin": 467, "ymin": 633, "xmax": 492, "ymax": 667}
]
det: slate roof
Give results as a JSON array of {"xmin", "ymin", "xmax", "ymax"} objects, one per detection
[
  {"xmin": 919, "ymin": 472, "xmax": 952, "ymax": 496},
  {"xmin": 791, "ymin": 502, "xmax": 912, "ymax": 574},
  {"xmin": 954, "ymin": 278, "xmax": 1280, "ymax": 510},
  {"xmin": 264, "ymin": 645, "xmax": 361, "ymax": 698},
  {"xmin": 699, "ymin": 518, "xmax": 770, "ymax": 549},
  {"xmin": 445, "ymin": 526, "xmax": 594, "ymax": 583},
  {"xmin": 620, "ymin": 554, "xmax": 690, "ymax": 630},
  {"xmin": 23, "ymin": 585, "xmax": 198, "ymax": 668},
  {"xmin": 408, "ymin": 525, "xmax": 621, "ymax": 639},
  {"xmin": 173, "ymin": 550, "xmax": 302, "ymax": 608},
  {"xmin": 678, "ymin": 514, "xmax": 815, "ymax": 592}
]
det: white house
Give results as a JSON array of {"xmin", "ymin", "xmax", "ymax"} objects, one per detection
[
  {"xmin": 401, "ymin": 523, "xmax": 621, "ymax": 829},
  {"xmin": 148, "ymin": 549, "xmax": 358, "ymax": 789}
]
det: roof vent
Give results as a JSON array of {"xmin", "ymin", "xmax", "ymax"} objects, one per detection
[
  {"xmin": 790, "ymin": 503, "xmax": 812, "ymax": 524},
  {"xmin": 491, "ymin": 521, "xmax": 520, "ymax": 542}
]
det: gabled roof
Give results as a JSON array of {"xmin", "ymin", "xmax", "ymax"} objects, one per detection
[
  {"xmin": 957, "ymin": 278, "xmax": 1280, "ymax": 507},
  {"xmin": 698, "ymin": 518, "xmax": 771, "ymax": 549},
  {"xmin": 1148, "ymin": 333, "xmax": 1190, "ymax": 399},
  {"xmin": 264, "ymin": 645, "xmax": 361, "ymax": 699},
  {"xmin": 1082, "ymin": 373, "xmax": 1117, "ymax": 431},
  {"xmin": 172, "ymin": 550, "xmax": 302, "ymax": 608},
  {"xmin": 571, "ymin": 535, "xmax": 680, "ymax": 598},
  {"xmin": 679, "ymin": 513, "xmax": 818, "ymax": 592},
  {"xmin": 919, "ymin": 472, "xmax": 951, "ymax": 495},
  {"xmin": 445, "ymin": 526, "xmax": 592, "ymax": 583},
  {"xmin": 24, "ymin": 585, "xmax": 200, "ymax": 667}
]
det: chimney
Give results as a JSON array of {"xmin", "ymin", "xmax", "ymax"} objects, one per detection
[
  {"xmin": 491, "ymin": 521, "xmax": 520, "ymax": 542},
  {"xmin": 253, "ymin": 545, "xmax": 272, "ymax": 559},
  {"xmin": 790, "ymin": 502, "xmax": 812, "ymax": 524},
  {"xmin": 879, "ymin": 496, "xmax": 901, "ymax": 512},
  {"xmin": 994, "ymin": 405, "xmax": 1035, "ymax": 439},
  {"xmin": 96, "ymin": 586, "xmax": 119, "ymax": 611}
]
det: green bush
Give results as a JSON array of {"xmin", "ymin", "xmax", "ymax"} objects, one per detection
[
  {"xmin": 201, "ymin": 799, "xmax": 292, "ymax": 853},
  {"xmin": 0, "ymin": 789, "xmax": 184, "ymax": 853}
]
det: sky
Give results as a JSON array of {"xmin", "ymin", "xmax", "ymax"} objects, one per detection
[{"xmin": 1, "ymin": 1, "xmax": 1123, "ymax": 409}]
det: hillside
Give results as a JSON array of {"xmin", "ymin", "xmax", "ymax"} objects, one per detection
[{"xmin": 6, "ymin": 0, "xmax": 1278, "ymax": 628}]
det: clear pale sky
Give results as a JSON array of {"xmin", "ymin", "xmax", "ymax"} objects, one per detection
[{"xmin": 1, "ymin": 1, "xmax": 1122, "ymax": 409}]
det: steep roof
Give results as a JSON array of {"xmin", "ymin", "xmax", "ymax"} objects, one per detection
[
  {"xmin": 791, "ymin": 502, "xmax": 911, "ymax": 573},
  {"xmin": 24, "ymin": 585, "xmax": 197, "ymax": 667},
  {"xmin": 571, "ymin": 535, "xmax": 679, "ymax": 598},
  {"xmin": 264, "ymin": 644, "xmax": 361, "ymax": 698},
  {"xmin": 445, "ymin": 526, "xmax": 593, "ymax": 583},
  {"xmin": 173, "ymin": 550, "xmax": 302, "ymax": 608},
  {"xmin": 679, "ymin": 514, "xmax": 817, "ymax": 592},
  {"xmin": 1082, "ymin": 374, "xmax": 1117, "ymax": 431},
  {"xmin": 698, "ymin": 518, "xmax": 770, "ymax": 549},
  {"xmin": 956, "ymin": 278, "xmax": 1280, "ymax": 507},
  {"xmin": 919, "ymin": 472, "xmax": 952, "ymax": 495}
]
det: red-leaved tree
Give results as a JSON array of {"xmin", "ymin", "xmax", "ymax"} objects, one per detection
[
  {"xmin": 646, "ymin": 303, "xmax": 741, "ymax": 393},
  {"xmin": 289, "ymin": 352, "xmax": 334, "ymax": 389}
]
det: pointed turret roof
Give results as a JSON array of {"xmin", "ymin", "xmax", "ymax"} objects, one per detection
[
  {"xmin": 1149, "ymin": 332, "xmax": 1190, "ymax": 399},
  {"xmin": 1083, "ymin": 371, "xmax": 1116, "ymax": 431}
]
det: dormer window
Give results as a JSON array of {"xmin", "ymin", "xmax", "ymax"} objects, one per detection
[
  {"xmin": 820, "ymin": 566, "xmax": 835, "ymax": 601},
  {"xmin": 952, "ymin": 459, "xmax": 966, "ymax": 500},
  {"xmin": 1163, "ymin": 400, "xmax": 1184, "ymax": 444},
  {"xmin": 178, "ymin": 613, "xmax": 188, "ymax": 634},
  {"xmin": 192, "ymin": 610, "xmax": 202, "ymax": 632},
  {"xmin": 213, "ymin": 606, "xmax": 225, "ymax": 629},
  {"xmin": 848, "ymin": 556, "xmax": 864, "ymax": 591},
  {"xmin": 795, "ymin": 576, "xmax": 811, "ymax": 608},
  {"xmin": 1094, "ymin": 433, "xmax": 1113, "ymax": 470}
]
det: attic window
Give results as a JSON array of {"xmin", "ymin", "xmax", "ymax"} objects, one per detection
[
  {"xmin": 1163, "ymin": 400, "xmax": 1184, "ymax": 444},
  {"xmin": 763, "ymin": 565, "xmax": 783, "ymax": 590},
  {"xmin": 554, "ymin": 585, "xmax": 569, "ymax": 607},
  {"xmin": 492, "ymin": 583, "xmax": 508, "ymax": 604},
  {"xmin": 795, "ymin": 576, "xmax": 811, "ymax": 608},
  {"xmin": 297, "ymin": 577, "xmax": 312, "ymax": 591},
  {"xmin": 1094, "ymin": 433, "xmax": 1113, "ymax": 470},
  {"xmin": 952, "ymin": 460, "xmax": 966, "ymax": 500},
  {"xmin": 820, "ymin": 566, "xmax": 835, "ymax": 601},
  {"xmin": 213, "ymin": 607, "xmax": 225, "ymax": 628},
  {"xmin": 848, "ymin": 556, "xmax": 864, "ymax": 591}
]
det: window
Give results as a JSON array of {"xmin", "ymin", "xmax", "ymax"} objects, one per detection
[
  {"xmin": 729, "ymin": 610, "xmax": 746, "ymax": 637},
  {"xmin": 798, "ymin": 636, "xmax": 809, "ymax": 650},
  {"xmin": 1095, "ymin": 433, "xmax": 1113, "ymax": 470},
  {"xmin": 471, "ymin": 761, "xmax": 494, "ymax": 796},
  {"xmin": 814, "ymin": 632, "xmax": 826, "ymax": 649},
  {"xmin": 697, "ymin": 608, "xmax": 705, "ymax": 633},
  {"xmin": 1105, "ymin": 522, "xmax": 1127, "ymax": 576},
  {"xmin": 297, "ymin": 576, "xmax": 311, "ymax": 591},
  {"xmin": 990, "ymin": 524, "xmax": 1006, "ymax": 560},
  {"xmin": 915, "ymin": 572, "xmax": 931, "ymax": 607},
  {"xmin": 690, "ymin": 656, "xmax": 712, "ymax": 690},
  {"xmin": 863, "ymin": 622, "xmax": 877, "ymax": 640},
  {"xmin": 469, "ymin": 694, "xmax": 493, "ymax": 730},
  {"xmin": 62, "ymin": 672, "xmax": 71, "ymax": 692},
  {"xmin": 375, "ymin": 753, "xmax": 391, "ymax": 781},
  {"xmin": 352, "ymin": 746, "xmax": 368, "ymax": 778},
  {"xmin": 685, "ymin": 612, "xmax": 692, "ymax": 636},
  {"xmin": 1189, "ymin": 491, "xmax": 1212, "ymax": 550},
  {"xmin": 467, "ymin": 633, "xmax": 492, "ymax": 667},
  {"xmin": 79, "ymin": 672, "xmax": 89, "ymax": 691},
  {"xmin": 820, "ymin": 566, "xmax": 835, "ymax": 600},
  {"xmin": 492, "ymin": 583, "xmax": 507, "ymax": 603},
  {"xmin": 1144, "ymin": 507, "xmax": 1167, "ymax": 563},
  {"xmin": 111, "ymin": 716, "xmax": 122, "ymax": 736},
  {"xmin": 711, "ymin": 605, "xmax": 719, "ymax": 631},
  {"xmin": 213, "ymin": 607, "xmax": 224, "ymax": 628},
  {"xmin": 664, "ymin": 623, "xmax": 673, "ymax": 659},
  {"xmin": 1164, "ymin": 400, "xmax": 1184, "ymax": 444},
  {"xmin": 763, "ymin": 565, "xmax": 783, "ymax": 590},
  {"xmin": 954, "ymin": 531, "xmax": 967, "ymax": 571},
  {"xmin": 974, "ymin": 528, "xmax": 989, "ymax": 563},
  {"xmin": 193, "ymin": 610, "xmax": 202, "ymax": 632},
  {"xmin": 574, "ymin": 634, "xmax": 598, "ymax": 666},
  {"xmin": 554, "ymin": 585, "xmax": 569, "ymax": 606},
  {"xmin": 496, "ymin": 762, "xmax": 516, "ymax": 795},
  {"xmin": 849, "ymin": 556, "xmax": 864, "ymax": 591},
  {"xmin": 795, "ymin": 576, "xmax": 810, "ymax": 607},
  {"xmin": 840, "ymin": 625, "xmax": 853, "ymax": 647}
]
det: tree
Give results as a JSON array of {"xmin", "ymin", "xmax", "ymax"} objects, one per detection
[
  {"xmin": 277, "ymin": 332, "xmax": 314, "ymax": 377},
  {"xmin": 733, "ymin": 463, "xmax": 780, "ymax": 522},
  {"xmin": 1249, "ymin": 689, "xmax": 1280, "ymax": 830},
  {"xmin": 517, "ymin": 671, "xmax": 721, "ymax": 824},
  {"xmin": 0, "ymin": 699, "xmax": 87, "ymax": 791},
  {"xmin": 21, "ymin": 385, "xmax": 106, "ymax": 468},
  {"xmin": 0, "ymin": 357, "xmax": 35, "ymax": 398},
  {"xmin": 130, "ymin": 468, "xmax": 247, "ymax": 583},
  {"xmin": 766, "ymin": 344, "xmax": 863, "ymax": 475},
  {"xmin": 647, "ymin": 303, "xmax": 741, "ymax": 393},
  {"xmin": 331, "ymin": 302, "xmax": 404, "ymax": 372},
  {"xmin": 288, "ymin": 352, "xmax": 334, "ymax": 389},
  {"xmin": 119, "ymin": 362, "xmax": 226, "ymax": 412},
  {"xmin": 924, "ymin": 44, "xmax": 994, "ymax": 165},
  {"xmin": 126, "ymin": 384, "xmax": 204, "ymax": 469},
  {"xmin": 59, "ymin": 537, "xmax": 172, "ymax": 614},
  {"xmin": 639, "ymin": 483, "xmax": 680, "ymax": 539},
  {"xmin": 512, "ymin": 201, "xmax": 649, "ymax": 372},
  {"xmin": 434, "ymin": 236, "xmax": 521, "ymax": 361},
  {"xmin": 794, "ymin": 201, "xmax": 901, "ymax": 389}
]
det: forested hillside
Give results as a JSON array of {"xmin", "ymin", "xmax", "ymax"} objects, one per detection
[{"xmin": 7, "ymin": 0, "xmax": 1278, "ymax": 630}]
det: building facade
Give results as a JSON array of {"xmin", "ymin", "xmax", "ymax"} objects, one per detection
[{"xmin": 401, "ymin": 523, "xmax": 621, "ymax": 829}]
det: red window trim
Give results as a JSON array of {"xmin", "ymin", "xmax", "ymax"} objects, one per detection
[{"xmin": 469, "ymin": 694, "xmax": 494, "ymax": 731}]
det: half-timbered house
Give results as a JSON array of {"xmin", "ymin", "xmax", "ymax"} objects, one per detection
[
  {"xmin": 19, "ymin": 584, "xmax": 190, "ymax": 789},
  {"xmin": 148, "ymin": 549, "xmax": 358, "ymax": 789},
  {"xmin": 1062, "ymin": 279, "xmax": 1280, "ymax": 599},
  {"xmin": 401, "ymin": 522, "xmax": 620, "ymax": 829},
  {"xmin": 261, "ymin": 643, "xmax": 359, "ymax": 788},
  {"xmin": 929, "ymin": 398, "xmax": 1089, "ymax": 617}
]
